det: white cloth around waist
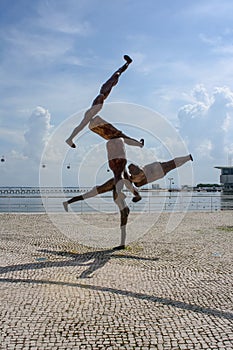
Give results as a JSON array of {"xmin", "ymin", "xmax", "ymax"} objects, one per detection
[{"xmin": 106, "ymin": 138, "xmax": 126, "ymax": 160}]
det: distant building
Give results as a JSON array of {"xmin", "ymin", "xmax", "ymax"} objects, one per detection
[
  {"xmin": 194, "ymin": 183, "xmax": 222, "ymax": 192},
  {"xmin": 181, "ymin": 185, "xmax": 194, "ymax": 191},
  {"xmin": 215, "ymin": 166, "xmax": 233, "ymax": 193},
  {"xmin": 152, "ymin": 184, "xmax": 161, "ymax": 190}
]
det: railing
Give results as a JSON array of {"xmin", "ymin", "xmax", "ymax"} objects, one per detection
[{"xmin": 1, "ymin": 191, "xmax": 233, "ymax": 213}]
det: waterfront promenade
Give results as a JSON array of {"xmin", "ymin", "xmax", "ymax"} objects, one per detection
[
  {"xmin": 1, "ymin": 189, "xmax": 232, "ymax": 213},
  {"xmin": 0, "ymin": 211, "xmax": 232, "ymax": 349}
]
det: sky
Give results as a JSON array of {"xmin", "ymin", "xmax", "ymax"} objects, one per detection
[{"xmin": 1, "ymin": 0, "xmax": 233, "ymax": 188}]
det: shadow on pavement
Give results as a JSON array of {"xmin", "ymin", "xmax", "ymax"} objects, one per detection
[
  {"xmin": 0, "ymin": 248, "xmax": 159, "ymax": 279},
  {"xmin": 0, "ymin": 276, "xmax": 232, "ymax": 321},
  {"xmin": 1, "ymin": 248, "xmax": 232, "ymax": 321}
]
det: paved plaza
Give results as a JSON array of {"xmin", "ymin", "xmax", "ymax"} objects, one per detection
[{"xmin": 0, "ymin": 212, "xmax": 232, "ymax": 349}]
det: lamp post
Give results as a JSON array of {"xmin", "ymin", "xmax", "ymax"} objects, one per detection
[{"xmin": 168, "ymin": 177, "xmax": 174, "ymax": 192}]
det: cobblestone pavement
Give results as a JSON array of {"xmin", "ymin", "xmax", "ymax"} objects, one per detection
[{"xmin": 0, "ymin": 212, "xmax": 232, "ymax": 349}]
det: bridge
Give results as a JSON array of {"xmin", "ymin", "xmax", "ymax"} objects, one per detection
[{"xmin": 0, "ymin": 187, "xmax": 90, "ymax": 196}]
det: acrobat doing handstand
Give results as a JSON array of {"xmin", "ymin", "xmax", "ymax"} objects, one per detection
[{"xmin": 63, "ymin": 154, "xmax": 193, "ymax": 249}]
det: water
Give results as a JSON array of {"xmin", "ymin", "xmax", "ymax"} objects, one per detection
[{"xmin": 1, "ymin": 187, "xmax": 232, "ymax": 213}]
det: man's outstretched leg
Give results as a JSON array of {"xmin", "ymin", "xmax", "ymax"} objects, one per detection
[
  {"xmin": 66, "ymin": 55, "xmax": 133, "ymax": 148},
  {"xmin": 89, "ymin": 115, "xmax": 144, "ymax": 148},
  {"xmin": 161, "ymin": 154, "xmax": 193, "ymax": 176},
  {"xmin": 128, "ymin": 154, "xmax": 193, "ymax": 187},
  {"xmin": 63, "ymin": 178, "xmax": 115, "ymax": 211},
  {"xmin": 99, "ymin": 55, "xmax": 132, "ymax": 99}
]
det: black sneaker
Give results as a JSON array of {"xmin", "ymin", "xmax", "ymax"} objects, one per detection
[
  {"xmin": 63, "ymin": 201, "xmax": 68, "ymax": 212},
  {"xmin": 66, "ymin": 139, "xmax": 76, "ymax": 148},
  {"xmin": 124, "ymin": 55, "xmax": 132, "ymax": 64},
  {"xmin": 113, "ymin": 245, "xmax": 125, "ymax": 251},
  {"xmin": 132, "ymin": 195, "xmax": 142, "ymax": 203}
]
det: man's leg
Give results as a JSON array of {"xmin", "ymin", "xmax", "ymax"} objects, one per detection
[
  {"xmin": 66, "ymin": 95, "xmax": 105, "ymax": 148},
  {"xmin": 66, "ymin": 55, "xmax": 132, "ymax": 148},
  {"xmin": 100, "ymin": 55, "xmax": 132, "ymax": 99},
  {"xmin": 63, "ymin": 178, "xmax": 115, "ymax": 212},
  {"xmin": 89, "ymin": 115, "xmax": 144, "ymax": 148},
  {"xmin": 122, "ymin": 137, "xmax": 144, "ymax": 148},
  {"xmin": 112, "ymin": 187, "xmax": 130, "ymax": 250},
  {"xmin": 112, "ymin": 167, "xmax": 129, "ymax": 250},
  {"xmin": 161, "ymin": 154, "xmax": 193, "ymax": 175}
]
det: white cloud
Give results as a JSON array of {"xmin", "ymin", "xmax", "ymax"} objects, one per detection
[
  {"xmin": 35, "ymin": 0, "xmax": 93, "ymax": 35},
  {"xmin": 181, "ymin": 1, "xmax": 233, "ymax": 19},
  {"xmin": 196, "ymin": 139, "xmax": 213, "ymax": 158},
  {"xmin": 24, "ymin": 107, "xmax": 53, "ymax": 162},
  {"xmin": 0, "ymin": 127, "xmax": 24, "ymax": 146},
  {"xmin": 37, "ymin": 13, "xmax": 92, "ymax": 36},
  {"xmin": 199, "ymin": 33, "xmax": 222, "ymax": 46},
  {"xmin": 191, "ymin": 84, "xmax": 210, "ymax": 105},
  {"xmin": 199, "ymin": 32, "xmax": 233, "ymax": 56},
  {"xmin": 2, "ymin": 29, "xmax": 73, "ymax": 62},
  {"xmin": 178, "ymin": 84, "xmax": 233, "ymax": 180}
]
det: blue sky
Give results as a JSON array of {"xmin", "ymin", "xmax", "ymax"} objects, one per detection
[{"xmin": 1, "ymin": 0, "xmax": 233, "ymax": 187}]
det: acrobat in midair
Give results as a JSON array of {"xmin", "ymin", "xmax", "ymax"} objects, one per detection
[{"xmin": 65, "ymin": 55, "xmax": 143, "ymax": 149}]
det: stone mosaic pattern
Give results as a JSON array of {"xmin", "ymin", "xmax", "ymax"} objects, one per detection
[{"xmin": 0, "ymin": 212, "xmax": 232, "ymax": 349}]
